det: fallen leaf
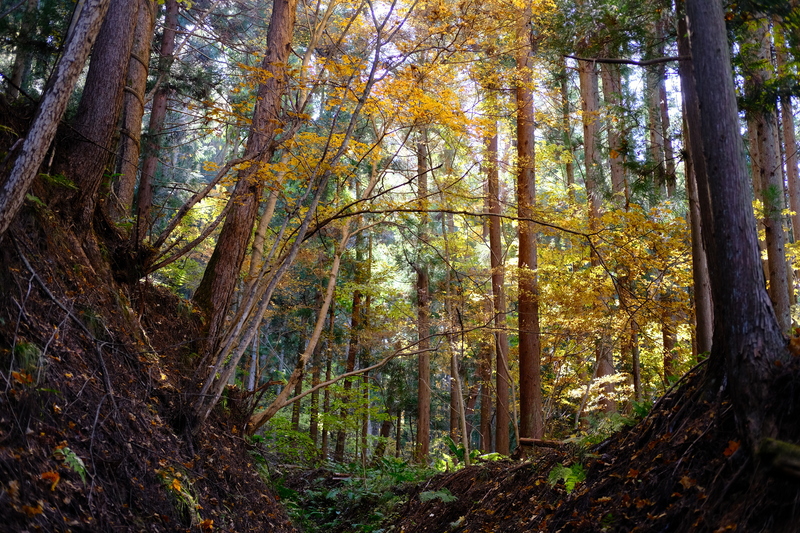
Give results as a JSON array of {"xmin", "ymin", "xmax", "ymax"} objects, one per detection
[
  {"xmin": 679, "ymin": 476, "xmax": 696, "ymax": 489},
  {"xmin": 723, "ymin": 440, "xmax": 740, "ymax": 457},
  {"xmin": 21, "ymin": 502, "xmax": 44, "ymax": 517},
  {"xmin": 41, "ymin": 471, "xmax": 60, "ymax": 491}
]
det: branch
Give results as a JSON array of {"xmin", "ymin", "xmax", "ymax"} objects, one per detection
[
  {"xmin": 564, "ymin": 54, "xmax": 688, "ymax": 67},
  {"xmin": 266, "ymin": 345, "xmax": 438, "ymax": 415}
]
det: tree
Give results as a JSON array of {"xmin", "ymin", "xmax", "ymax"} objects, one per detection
[
  {"xmin": 414, "ymin": 128, "xmax": 432, "ymax": 463},
  {"xmin": 60, "ymin": 0, "xmax": 140, "ymax": 225},
  {"xmin": 0, "ymin": 0, "xmax": 111, "ymax": 240},
  {"xmin": 685, "ymin": 0, "xmax": 789, "ymax": 448},
  {"xmin": 515, "ymin": 2, "xmax": 543, "ymax": 441},
  {"xmin": 111, "ymin": 0, "xmax": 155, "ymax": 221},
  {"xmin": 192, "ymin": 0, "xmax": 298, "ymax": 356},
  {"xmin": 134, "ymin": 0, "xmax": 178, "ymax": 245}
]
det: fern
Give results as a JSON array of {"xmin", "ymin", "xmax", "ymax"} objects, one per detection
[{"xmin": 56, "ymin": 446, "xmax": 87, "ymax": 485}]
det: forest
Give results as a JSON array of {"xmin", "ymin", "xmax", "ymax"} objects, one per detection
[{"xmin": 1, "ymin": 0, "xmax": 800, "ymax": 531}]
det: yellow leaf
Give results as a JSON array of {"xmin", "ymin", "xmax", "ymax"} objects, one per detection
[
  {"xmin": 21, "ymin": 502, "xmax": 43, "ymax": 517},
  {"xmin": 171, "ymin": 478, "xmax": 182, "ymax": 492}
]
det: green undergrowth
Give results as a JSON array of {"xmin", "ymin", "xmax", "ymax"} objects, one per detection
[{"xmin": 280, "ymin": 457, "xmax": 437, "ymax": 533}]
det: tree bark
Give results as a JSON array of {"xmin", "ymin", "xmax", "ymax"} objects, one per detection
[
  {"xmin": 414, "ymin": 130, "xmax": 431, "ymax": 463},
  {"xmin": 677, "ymin": 3, "xmax": 714, "ymax": 356},
  {"xmin": 487, "ymin": 122, "xmax": 511, "ymax": 455},
  {"xmin": 747, "ymin": 19, "xmax": 791, "ymax": 332},
  {"xmin": 600, "ymin": 52, "xmax": 627, "ymax": 206},
  {"xmin": 135, "ymin": 0, "xmax": 178, "ymax": 244},
  {"xmin": 685, "ymin": 0, "xmax": 789, "ymax": 448},
  {"xmin": 111, "ymin": 0, "xmax": 155, "ymax": 220},
  {"xmin": 62, "ymin": 0, "xmax": 139, "ymax": 225},
  {"xmin": 193, "ymin": 0, "xmax": 298, "ymax": 355},
  {"xmin": 0, "ymin": 0, "xmax": 111, "ymax": 240},
  {"xmin": 579, "ymin": 58, "xmax": 616, "ymax": 413},
  {"xmin": 776, "ymin": 31, "xmax": 800, "ymax": 240},
  {"xmin": 516, "ymin": 5, "xmax": 543, "ymax": 441}
]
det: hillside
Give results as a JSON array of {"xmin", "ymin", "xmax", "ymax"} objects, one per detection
[{"xmin": 0, "ymin": 205, "xmax": 297, "ymax": 532}]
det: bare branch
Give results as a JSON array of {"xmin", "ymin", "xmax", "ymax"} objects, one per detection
[{"xmin": 565, "ymin": 54, "xmax": 688, "ymax": 67}]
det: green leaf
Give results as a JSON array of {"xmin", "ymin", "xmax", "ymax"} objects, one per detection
[{"xmin": 419, "ymin": 489, "xmax": 457, "ymax": 503}]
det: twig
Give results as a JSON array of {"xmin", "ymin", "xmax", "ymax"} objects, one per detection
[{"xmin": 12, "ymin": 237, "xmax": 117, "ymax": 408}]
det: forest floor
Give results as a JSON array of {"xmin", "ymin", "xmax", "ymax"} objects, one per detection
[
  {"xmin": 0, "ymin": 209, "xmax": 298, "ymax": 532},
  {"xmin": 1, "ymin": 193, "xmax": 800, "ymax": 532},
  {"xmin": 281, "ymin": 364, "xmax": 800, "ymax": 533}
]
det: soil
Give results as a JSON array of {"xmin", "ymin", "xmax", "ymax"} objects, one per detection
[
  {"xmin": 381, "ymin": 365, "xmax": 800, "ymax": 532},
  {"xmin": 0, "ymin": 206, "xmax": 297, "ymax": 532}
]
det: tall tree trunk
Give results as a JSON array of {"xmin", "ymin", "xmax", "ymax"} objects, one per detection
[
  {"xmin": 310, "ymin": 348, "xmax": 321, "ymax": 446},
  {"xmin": 600, "ymin": 54, "xmax": 627, "ymax": 206},
  {"xmin": 6, "ymin": 0, "xmax": 37, "ymax": 101},
  {"xmin": 487, "ymin": 121, "xmax": 511, "ymax": 455},
  {"xmin": 135, "ymin": 0, "xmax": 178, "ymax": 244},
  {"xmin": 685, "ymin": 0, "xmax": 789, "ymax": 448},
  {"xmin": 579, "ymin": 58, "xmax": 616, "ymax": 413},
  {"xmin": 678, "ymin": 7, "xmax": 714, "ymax": 357},
  {"xmin": 747, "ymin": 19, "xmax": 791, "ymax": 332},
  {"xmin": 516, "ymin": 6, "xmax": 543, "ymax": 441},
  {"xmin": 291, "ymin": 362, "xmax": 303, "ymax": 431},
  {"xmin": 560, "ymin": 61, "xmax": 576, "ymax": 200},
  {"xmin": 776, "ymin": 32, "xmax": 800, "ymax": 240},
  {"xmin": 334, "ymin": 285, "xmax": 362, "ymax": 462},
  {"xmin": 321, "ymin": 357, "xmax": 332, "ymax": 458},
  {"xmin": 193, "ymin": 0, "xmax": 298, "ymax": 356},
  {"xmin": 111, "ymin": 0, "xmax": 155, "ymax": 220},
  {"xmin": 478, "ymin": 331, "xmax": 493, "ymax": 452},
  {"xmin": 0, "ymin": 0, "xmax": 112, "ymax": 240},
  {"xmin": 62, "ymin": 0, "xmax": 139, "ymax": 225},
  {"xmin": 414, "ymin": 130, "xmax": 432, "ymax": 463}
]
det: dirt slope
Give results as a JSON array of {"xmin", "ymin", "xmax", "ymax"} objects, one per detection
[
  {"xmin": 0, "ymin": 208, "xmax": 297, "ymax": 532},
  {"xmin": 384, "ymin": 367, "xmax": 800, "ymax": 533}
]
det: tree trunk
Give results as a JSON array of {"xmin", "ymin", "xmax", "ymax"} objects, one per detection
[
  {"xmin": 677, "ymin": 4, "xmax": 714, "ymax": 357},
  {"xmin": 487, "ymin": 122, "xmax": 511, "ymax": 455},
  {"xmin": 111, "ymin": 0, "xmax": 155, "ymax": 220},
  {"xmin": 373, "ymin": 418, "xmax": 392, "ymax": 460},
  {"xmin": 193, "ymin": 0, "xmax": 298, "ymax": 355},
  {"xmin": 310, "ymin": 351, "xmax": 321, "ymax": 446},
  {"xmin": 579, "ymin": 58, "xmax": 616, "ymax": 413},
  {"xmin": 776, "ymin": 32, "xmax": 800, "ymax": 240},
  {"xmin": 560, "ymin": 61, "xmax": 575, "ymax": 200},
  {"xmin": 685, "ymin": 0, "xmax": 789, "ymax": 449},
  {"xmin": 135, "ymin": 0, "xmax": 178, "ymax": 244},
  {"xmin": 0, "ymin": 0, "xmax": 111, "ymax": 240},
  {"xmin": 748, "ymin": 19, "xmax": 791, "ymax": 332},
  {"xmin": 516, "ymin": 7, "xmax": 543, "ymax": 441},
  {"xmin": 335, "ymin": 287, "xmax": 362, "ymax": 462},
  {"xmin": 414, "ymin": 131, "xmax": 432, "ymax": 463},
  {"xmin": 600, "ymin": 55, "xmax": 627, "ymax": 206},
  {"xmin": 321, "ymin": 357, "xmax": 332, "ymax": 459},
  {"xmin": 62, "ymin": 0, "xmax": 139, "ymax": 225},
  {"xmin": 6, "ymin": 0, "xmax": 37, "ymax": 101}
]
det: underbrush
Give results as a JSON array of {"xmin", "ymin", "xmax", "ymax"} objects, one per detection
[{"xmin": 277, "ymin": 457, "xmax": 436, "ymax": 533}]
